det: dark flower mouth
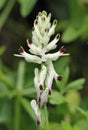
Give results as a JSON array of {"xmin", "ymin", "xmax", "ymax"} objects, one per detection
[
  {"xmin": 18, "ymin": 46, "xmax": 24, "ymax": 54},
  {"xmin": 57, "ymin": 75, "xmax": 62, "ymax": 81},
  {"xmin": 59, "ymin": 46, "xmax": 66, "ymax": 53}
]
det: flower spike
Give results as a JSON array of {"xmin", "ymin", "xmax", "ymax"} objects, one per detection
[{"xmin": 14, "ymin": 11, "xmax": 69, "ymax": 124}]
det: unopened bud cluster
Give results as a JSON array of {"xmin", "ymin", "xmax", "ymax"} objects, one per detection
[{"xmin": 14, "ymin": 11, "xmax": 69, "ymax": 124}]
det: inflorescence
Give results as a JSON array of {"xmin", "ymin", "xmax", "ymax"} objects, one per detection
[{"xmin": 14, "ymin": 11, "xmax": 69, "ymax": 125}]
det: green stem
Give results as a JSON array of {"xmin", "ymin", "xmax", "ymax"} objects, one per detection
[
  {"xmin": 14, "ymin": 97, "xmax": 20, "ymax": 130},
  {"xmin": 0, "ymin": 0, "xmax": 15, "ymax": 30},
  {"xmin": 14, "ymin": 61, "xmax": 25, "ymax": 130},
  {"xmin": 76, "ymin": 106, "xmax": 88, "ymax": 118},
  {"xmin": 44, "ymin": 104, "xmax": 49, "ymax": 130},
  {"xmin": 16, "ymin": 61, "xmax": 25, "ymax": 90}
]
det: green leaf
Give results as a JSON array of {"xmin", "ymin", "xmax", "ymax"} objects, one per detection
[
  {"xmin": 73, "ymin": 125, "xmax": 81, "ymax": 130},
  {"xmin": 20, "ymin": 0, "xmax": 37, "ymax": 17},
  {"xmin": 59, "ymin": 66, "xmax": 70, "ymax": 86},
  {"xmin": 66, "ymin": 91, "xmax": 81, "ymax": 113},
  {"xmin": 39, "ymin": 123, "xmax": 61, "ymax": 130},
  {"xmin": 62, "ymin": 66, "xmax": 70, "ymax": 85},
  {"xmin": 62, "ymin": 2, "xmax": 88, "ymax": 43},
  {"xmin": 17, "ymin": 0, "xmax": 24, "ymax": 4},
  {"xmin": 49, "ymin": 90, "xmax": 66, "ymax": 105},
  {"xmin": 0, "ymin": 46, "xmax": 6, "ymax": 56},
  {"xmin": 56, "ymin": 103, "xmax": 69, "ymax": 115},
  {"xmin": 61, "ymin": 121, "xmax": 73, "ymax": 130},
  {"xmin": 0, "ymin": 99, "xmax": 12, "ymax": 124},
  {"xmin": 84, "ymin": 0, "xmax": 88, "ymax": 3},
  {"xmin": 20, "ymin": 98, "xmax": 35, "ymax": 121},
  {"xmin": 54, "ymin": 57, "xmax": 70, "ymax": 74},
  {"xmin": 64, "ymin": 78, "xmax": 85, "ymax": 92},
  {"xmin": 62, "ymin": 0, "xmax": 88, "ymax": 43},
  {"xmin": 69, "ymin": 0, "xmax": 84, "ymax": 21},
  {"xmin": 55, "ymin": 66, "xmax": 70, "ymax": 93},
  {"xmin": 76, "ymin": 119, "xmax": 88, "ymax": 130},
  {"xmin": 0, "ymin": 82, "xmax": 9, "ymax": 98},
  {"xmin": 62, "ymin": 22, "xmax": 87, "ymax": 43},
  {"xmin": 0, "ymin": 0, "xmax": 7, "ymax": 9}
]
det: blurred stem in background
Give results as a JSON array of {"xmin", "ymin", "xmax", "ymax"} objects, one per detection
[
  {"xmin": 14, "ymin": 61, "xmax": 25, "ymax": 130},
  {"xmin": 0, "ymin": 0, "xmax": 15, "ymax": 30},
  {"xmin": 44, "ymin": 104, "xmax": 49, "ymax": 130}
]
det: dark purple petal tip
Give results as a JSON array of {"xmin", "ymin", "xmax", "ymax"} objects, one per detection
[
  {"xmin": 39, "ymin": 84, "xmax": 43, "ymax": 90},
  {"xmin": 59, "ymin": 46, "xmax": 66, "ymax": 53},
  {"xmin": 27, "ymin": 39, "xmax": 32, "ymax": 45},
  {"xmin": 53, "ymin": 19, "xmax": 57, "ymax": 25},
  {"xmin": 48, "ymin": 89, "xmax": 51, "ymax": 95},
  {"xmin": 56, "ymin": 33, "xmax": 60, "ymax": 40},
  {"xmin": 18, "ymin": 46, "xmax": 24, "ymax": 54},
  {"xmin": 57, "ymin": 75, "xmax": 62, "ymax": 81},
  {"xmin": 35, "ymin": 20, "xmax": 38, "ymax": 25},
  {"xmin": 37, "ymin": 117, "xmax": 41, "ymax": 125}
]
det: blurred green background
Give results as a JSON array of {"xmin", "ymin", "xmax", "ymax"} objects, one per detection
[{"xmin": 0, "ymin": 0, "xmax": 88, "ymax": 130}]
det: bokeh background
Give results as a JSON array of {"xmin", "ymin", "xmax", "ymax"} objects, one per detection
[{"xmin": 0, "ymin": 0, "xmax": 88, "ymax": 130}]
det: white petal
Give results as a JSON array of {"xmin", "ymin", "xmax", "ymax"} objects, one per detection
[
  {"xmin": 44, "ymin": 51, "xmax": 61, "ymax": 61},
  {"xmin": 44, "ymin": 34, "xmax": 60, "ymax": 52},
  {"xmin": 32, "ymin": 34, "xmax": 40, "ymax": 47},
  {"xmin": 27, "ymin": 39, "xmax": 42, "ymax": 56},
  {"xmin": 40, "ymin": 88, "xmax": 48, "ymax": 108},
  {"xmin": 39, "ymin": 65, "xmax": 47, "ymax": 86},
  {"xmin": 34, "ymin": 24, "xmax": 42, "ymax": 40},
  {"xmin": 45, "ymin": 51, "xmax": 69, "ymax": 61},
  {"xmin": 31, "ymin": 100, "xmax": 40, "ymax": 116},
  {"xmin": 23, "ymin": 52, "xmax": 42, "ymax": 64},
  {"xmin": 14, "ymin": 54, "xmax": 24, "ymax": 57},
  {"xmin": 48, "ymin": 20, "xmax": 57, "ymax": 37},
  {"xmin": 45, "ymin": 61, "xmax": 55, "ymax": 93}
]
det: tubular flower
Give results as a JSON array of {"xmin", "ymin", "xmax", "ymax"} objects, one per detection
[
  {"xmin": 14, "ymin": 11, "xmax": 69, "ymax": 124},
  {"xmin": 31, "ymin": 100, "xmax": 41, "ymax": 124}
]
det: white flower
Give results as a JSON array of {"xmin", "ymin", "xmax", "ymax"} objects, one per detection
[
  {"xmin": 39, "ymin": 65, "xmax": 47, "ymax": 89},
  {"xmin": 27, "ymin": 39, "xmax": 42, "ymax": 56},
  {"xmin": 34, "ymin": 65, "xmax": 47, "ymax": 100},
  {"xmin": 34, "ymin": 68, "xmax": 41, "ymax": 101},
  {"xmin": 31, "ymin": 100, "xmax": 41, "ymax": 124},
  {"xmin": 48, "ymin": 19, "xmax": 57, "ymax": 37},
  {"xmin": 44, "ymin": 46, "xmax": 69, "ymax": 62},
  {"xmin": 14, "ymin": 46, "xmax": 41, "ymax": 64},
  {"xmin": 39, "ymin": 88, "xmax": 48, "ymax": 108},
  {"xmin": 45, "ymin": 61, "xmax": 55, "ymax": 94},
  {"xmin": 44, "ymin": 33, "xmax": 60, "ymax": 52}
]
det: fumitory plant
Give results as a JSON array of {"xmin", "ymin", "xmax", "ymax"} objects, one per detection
[
  {"xmin": 14, "ymin": 10, "xmax": 70, "ymax": 125},
  {"xmin": 14, "ymin": 10, "xmax": 69, "ymax": 126}
]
